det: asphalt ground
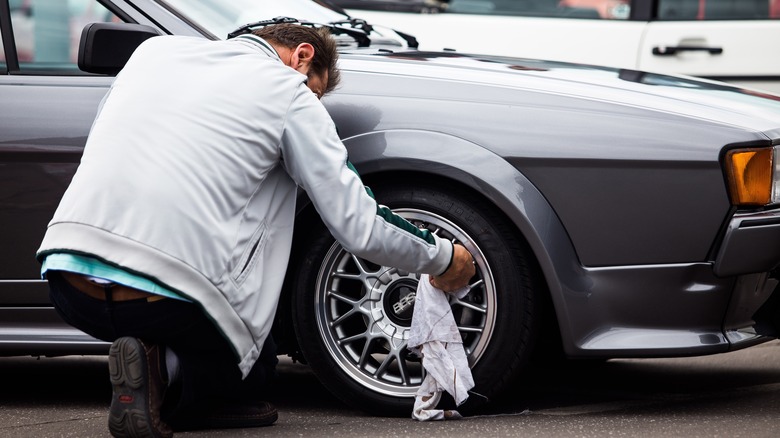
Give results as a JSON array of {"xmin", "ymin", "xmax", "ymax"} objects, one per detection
[{"xmin": 1, "ymin": 340, "xmax": 779, "ymax": 437}]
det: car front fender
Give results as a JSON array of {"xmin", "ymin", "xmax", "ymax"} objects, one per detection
[{"xmin": 339, "ymin": 128, "xmax": 590, "ymax": 351}]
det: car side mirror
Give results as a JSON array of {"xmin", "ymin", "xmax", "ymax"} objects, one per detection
[{"xmin": 78, "ymin": 22, "xmax": 160, "ymax": 75}]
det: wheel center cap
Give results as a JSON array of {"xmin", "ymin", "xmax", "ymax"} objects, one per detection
[{"xmin": 383, "ymin": 278, "xmax": 419, "ymax": 327}]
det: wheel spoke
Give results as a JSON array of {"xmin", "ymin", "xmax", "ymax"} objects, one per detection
[
  {"xmin": 332, "ymin": 270, "xmax": 362, "ymax": 281},
  {"xmin": 468, "ymin": 278, "xmax": 485, "ymax": 292},
  {"xmin": 452, "ymin": 299, "xmax": 487, "ymax": 314},
  {"xmin": 338, "ymin": 332, "xmax": 367, "ymax": 346},
  {"xmin": 358, "ymin": 339, "xmax": 373, "ymax": 369},
  {"xmin": 458, "ymin": 326, "xmax": 484, "ymax": 334},
  {"xmin": 328, "ymin": 290, "xmax": 358, "ymax": 306},
  {"xmin": 347, "ymin": 253, "xmax": 385, "ymax": 290},
  {"xmin": 330, "ymin": 308, "xmax": 357, "ymax": 327},
  {"xmin": 397, "ymin": 353, "xmax": 412, "ymax": 385},
  {"xmin": 374, "ymin": 350, "xmax": 395, "ymax": 378},
  {"xmin": 350, "ymin": 253, "xmax": 375, "ymax": 275}
]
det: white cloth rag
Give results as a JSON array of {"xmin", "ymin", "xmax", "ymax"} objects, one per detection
[{"xmin": 407, "ymin": 274, "xmax": 474, "ymax": 421}]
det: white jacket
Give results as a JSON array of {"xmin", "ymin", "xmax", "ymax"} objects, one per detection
[{"xmin": 37, "ymin": 34, "xmax": 453, "ymax": 377}]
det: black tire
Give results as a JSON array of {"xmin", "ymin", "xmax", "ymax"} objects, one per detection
[{"xmin": 291, "ymin": 182, "xmax": 541, "ymax": 416}]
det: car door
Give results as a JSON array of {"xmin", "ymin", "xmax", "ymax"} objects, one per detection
[
  {"xmin": 0, "ymin": 0, "xmax": 116, "ymax": 326},
  {"xmin": 639, "ymin": 0, "xmax": 780, "ymax": 94}
]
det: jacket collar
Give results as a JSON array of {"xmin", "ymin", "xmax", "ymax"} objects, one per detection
[{"xmin": 233, "ymin": 34, "xmax": 280, "ymax": 61}]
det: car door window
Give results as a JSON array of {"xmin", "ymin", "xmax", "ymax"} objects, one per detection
[
  {"xmin": 658, "ymin": 0, "xmax": 779, "ymax": 20},
  {"xmin": 10, "ymin": 0, "xmax": 119, "ymax": 73},
  {"xmin": 447, "ymin": 0, "xmax": 630, "ymax": 19}
]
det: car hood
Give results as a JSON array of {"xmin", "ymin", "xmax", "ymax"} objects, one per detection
[{"xmin": 339, "ymin": 49, "xmax": 780, "ymax": 139}]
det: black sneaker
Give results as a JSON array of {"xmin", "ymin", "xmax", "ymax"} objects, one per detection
[
  {"xmin": 168, "ymin": 401, "xmax": 278, "ymax": 431},
  {"xmin": 108, "ymin": 337, "xmax": 172, "ymax": 438}
]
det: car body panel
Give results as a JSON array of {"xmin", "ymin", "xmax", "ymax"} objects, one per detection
[
  {"xmin": 714, "ymin": 209, "xmax": 780, "ymax": 277},
  {"xmin": 0, "ymin": 76, "xmax": 109, "ymax": 284},
  {"xmin": 0, "ymin": 75, "xmax": 112, "ymax": 354},
  {"xmin": 0, "ymin": 307, "xmax": 109, "ymax": 355},
  {"xmin": 334, "ymin": 53, "xmax": 778, "ymax": 268},
  {"xmin": 334, "ymin": 127, "xmax": 742, "ymax": 356}
]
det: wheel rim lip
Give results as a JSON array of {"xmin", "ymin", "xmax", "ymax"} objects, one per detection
[{"xmin": 313, "ymin": 208, "xmax": 497, "ymax": 398}]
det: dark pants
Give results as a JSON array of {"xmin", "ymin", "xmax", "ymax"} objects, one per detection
[{"xmin": 46, "ymin": 271, "xmax": 277, "ymax": 419}]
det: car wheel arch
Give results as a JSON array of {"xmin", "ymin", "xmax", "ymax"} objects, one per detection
[{"xmin": 281, "ymin": 129, "xmax": 590, "ymax": 360}]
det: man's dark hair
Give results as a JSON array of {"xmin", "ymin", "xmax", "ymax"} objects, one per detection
[{"xmin": 253, "ymin": 24, "xmax": 341, "ymax": 95}]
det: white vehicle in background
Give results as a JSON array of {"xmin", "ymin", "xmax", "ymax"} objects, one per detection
[{"xmin": 330, "ymin": 0, "xmax": 780, "ymax": 94}]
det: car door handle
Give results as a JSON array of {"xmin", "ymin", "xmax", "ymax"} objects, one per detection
[{"xmin": 652, "ymin": 46, "xmax": 723, "ymax": 56}]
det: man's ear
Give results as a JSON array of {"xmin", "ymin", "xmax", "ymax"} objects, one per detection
[{"xmin": 291, "ymin": 43, "xmax": 315, "ymax": 73}]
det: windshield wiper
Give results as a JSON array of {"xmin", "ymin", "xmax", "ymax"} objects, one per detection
[
  {"xmin": 327, "ymin": 18, "xmax": 418, "ymax": 49},
  {"xmin": 227, "ymin": 16, "xmax": 371, "ymax": 48}
]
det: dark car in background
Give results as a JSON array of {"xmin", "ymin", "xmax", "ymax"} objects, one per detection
[{"xmin": 3, "ymin": 0, "xmax": 780, "ymax": 415}]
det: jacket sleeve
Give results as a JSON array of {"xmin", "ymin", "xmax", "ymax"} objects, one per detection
[{"xmin": 279, "ymin": 86, "xmax": 453, "ymax": 275}]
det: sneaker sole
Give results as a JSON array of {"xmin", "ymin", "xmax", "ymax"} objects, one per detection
[{"xmin": 108, "ymin": 337, "xmax": 169, "ymax": 438}]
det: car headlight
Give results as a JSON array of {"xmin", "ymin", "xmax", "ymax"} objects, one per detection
[{"xmin": 724, "ymin": 146, "xmax": 779, "ymax": 206}]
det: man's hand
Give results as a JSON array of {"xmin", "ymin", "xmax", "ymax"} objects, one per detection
[{"xmin": 430, "ymin": 244, "xmax": 475, "ymax": 292}]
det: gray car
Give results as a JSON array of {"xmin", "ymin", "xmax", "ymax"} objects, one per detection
[{"xmin": 2, "ymin": 0, "xmax": 780, "ymax": 416}]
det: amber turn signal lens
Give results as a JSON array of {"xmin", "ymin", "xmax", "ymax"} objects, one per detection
[{"xmin": 725, "ymin": 148, "xmax": 773, "ymax": 206}]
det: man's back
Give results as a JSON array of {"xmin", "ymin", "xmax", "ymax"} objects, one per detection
[{"xmin": 50, "ymin": 35, "xmax": 308, "ymax": 275}]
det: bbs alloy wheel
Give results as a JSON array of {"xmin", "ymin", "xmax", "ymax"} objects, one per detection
[{"xmin": 292, "ymin": 184, "xmax": 539, "ymax": 415}]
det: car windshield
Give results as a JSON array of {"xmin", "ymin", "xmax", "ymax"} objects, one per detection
[{"xmin": 162, "ymin": 0, "xmax": 347, "ymax": 39}]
